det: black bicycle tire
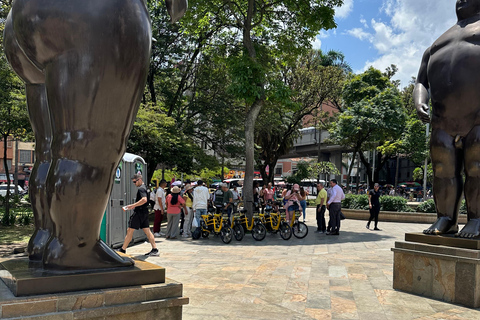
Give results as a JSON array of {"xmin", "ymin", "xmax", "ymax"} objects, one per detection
[
  {"xmin": 292, "ymin": 221, "xmax": 308, "ymax": 239},
  {"xmin": 251, "ymin": 224, "xmax": 267, "ymax": 241}
]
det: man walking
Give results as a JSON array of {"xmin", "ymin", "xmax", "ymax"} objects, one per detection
[
  {"xmin": 315, "ymin": 183, "xmax": 327, "ymax": 233},
  {"xmin": 193, "ymin": 180, "xmax": 209, "ymax": 227},
  {"xmin": 327, "ymin": 179, "xmax": 345, "ymax": 236},
  {"xmin": 119, "ymin": 174, "xmax": 158, "ymax": 256},
  {"xmin": 153, "ymin": 179, "xmax": 167, "ymax": 237}
]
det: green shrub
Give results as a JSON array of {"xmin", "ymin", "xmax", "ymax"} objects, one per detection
[
  {"xmin": 459, "ymin": 199, "xmax": 467, "ymax": 214},
  {"xmin": 380, "ymin": 196, "xmax": 413, "ymax": 212},
  {"xmin": 344, "ymin": 194, "xmax": 414, "ymax": 212},
  {"xmin": 417, "ymin": 199, "xmax": 436, "ymax": 213},
  {"xmin": 343, "ymin": 194, "xmax": 369, "ymax": 210}
]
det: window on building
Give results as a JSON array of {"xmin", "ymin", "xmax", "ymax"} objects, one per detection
[
  {"xmin": 2, "ymin": 160, "xmax": 12, "ymax": 170},
  {"xmin": 275, "ymin": 166, "xmax": 282, "ymax": 175},
  {"xmin": 406, "ymin": 171, "xmax": 410, "ymax": 178},
  {"xmin": 19, "ymin": 150, "xmax": 32, "ymax": 163}
]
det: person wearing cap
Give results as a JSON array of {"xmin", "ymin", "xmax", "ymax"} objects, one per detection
[
  {"xmin": 165, "ymin": 186, "xmax": 187, "ymax": 239},
  {"xmin": 182, "ymin": 184, "xmax": 194, "ymax": 237},
  {"xmin": 153, "ymin": 179, "xmax": 167, "ymax": 237},
  {"xmin": 367, "ymin": 183, "xmax": 381, "ymax": 231},
  {"xmin": 327, "ymin": 179, "xmax": 345, "ymax": 235},
  {"xmin": 119, "ymin": 174, "xmax": 158, "ymax": 256},
  {"xmin": 284, "ymin": 184, "xmax": 301, "ymax": 223},
  {"xmin": 193, "ymin": 180, "xmax": 209, "ymax": 227}
]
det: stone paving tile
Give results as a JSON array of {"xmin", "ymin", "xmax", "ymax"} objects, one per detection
[{"xmin": 123, "ymin": 208, "xmax": 480, "ymax": 320}]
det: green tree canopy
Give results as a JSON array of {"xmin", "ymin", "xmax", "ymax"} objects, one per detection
[{"xmin": 329, "ymin": 67, "xmax": 407, "ymax": 189}]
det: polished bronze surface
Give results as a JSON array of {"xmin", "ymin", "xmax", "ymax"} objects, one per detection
[
  {"xmin": 405, "ymin": 232, "xmax": 480, "ymax": 250},
  {"xmin": 0, "ymin": 256, "xmax": 165, "ymax": 296},
  {"xmin": 414, "ymin": 0, "xmax": 480, "ymax": 238},
  {"xmin": 3, "ymin": 0, "xmax": 184, "ymax": 270}
]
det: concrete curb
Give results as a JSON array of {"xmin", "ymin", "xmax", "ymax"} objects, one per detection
[{"xmin": 342, "ymin": 209, "xmax": 468, "ymax": 224}]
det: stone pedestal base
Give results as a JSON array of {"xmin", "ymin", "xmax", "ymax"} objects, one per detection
[
  {"xmin": 0, "ymin": 277, "xmax": 188, "ymax": 319},
  {"xmin": 392, "ymin": 240, "xmax": 480, "ymax": 308}
]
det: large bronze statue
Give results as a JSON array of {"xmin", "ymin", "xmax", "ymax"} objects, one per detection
[
  {"xmin": 3, "ymin": 0, "xmax": 186, "ymax": 269},
  {"xmin": 414, "ymin": 0, "xmax": 480, "ymax": 238}
]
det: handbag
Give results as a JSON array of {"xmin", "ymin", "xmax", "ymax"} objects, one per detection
[
  {"xmin": 192, "ymin": 217, "xmax": 199, "ymax": 228},
  {"xmin": 340, "ymin": 211, "xmax": 346, "ymax": 220}
]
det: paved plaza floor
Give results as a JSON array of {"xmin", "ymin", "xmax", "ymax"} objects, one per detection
[{"xmin": 126, "ymin": 208, "xmax": 480, "ymax": 320}]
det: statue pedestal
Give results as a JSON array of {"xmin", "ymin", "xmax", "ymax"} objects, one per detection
[
  {"xmin": 0, "ymin": 257, "xmax": 188, "ymax": 319},
  {"xmin": 392, "ymin": 233, "xmax": 480, "ymax": 308}
]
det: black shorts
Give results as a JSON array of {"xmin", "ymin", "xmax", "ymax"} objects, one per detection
[{"xmin": 129, "ymin": 212, "xmax": 149, "ymax": 230}]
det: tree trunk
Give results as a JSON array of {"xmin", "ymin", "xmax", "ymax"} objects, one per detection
[
  {"xmin": 2, "ymin": 134, "xmax": 11, "ymax": 225},
  {"xmin": 221, "ymin": 156, "xmax": 225, "ymax": 182},
  {"xmin": 259, "ymin": 158, "xmax": 278, "ymax": 185},
  {"xmin": 243, "ymin": 99, "xmax": 264, "ymax": 219},
  {"xmin": 147, "ymin": 69, "xmax": 157, "ymax": 105},
  {"xmin": 358, "ymin": 151, "xmax": 373, "ymax": 189},
  {"xmin": 14, "ymin": 138, "xmax": 18, "ymax": 196},
  {"xmin": 394, "ymin": 155, "xmax": 400, "ymax": 195},
  {"xmin": 345, "ymin": 151, "xmax": 357, "ymax": 193}
]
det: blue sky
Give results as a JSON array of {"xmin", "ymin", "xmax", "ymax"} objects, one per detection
[{"xmin": 314, "ymin": 0, "xmax": 458, "ymax": 87}]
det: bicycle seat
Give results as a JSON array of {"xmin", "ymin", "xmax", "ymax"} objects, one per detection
[{"xmin": 240, "ymin": 209, "xmax": 247, "ymax": 213}]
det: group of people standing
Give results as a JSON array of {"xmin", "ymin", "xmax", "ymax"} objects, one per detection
[
  {"xmin": 314, "ymin": 180, "xmax": 382, "ymax": 235},
  {"xmin": 151, "ymin": 179, "xmax": 211, "ymax": 240},
  {"xmin": 314, "ymin": 179, "xmax": 345, "ymax": 235}
]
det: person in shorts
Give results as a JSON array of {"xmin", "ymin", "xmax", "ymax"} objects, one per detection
[{"xmin": 119, "ymin": 174, "xmax": 158, "ymax": 256}]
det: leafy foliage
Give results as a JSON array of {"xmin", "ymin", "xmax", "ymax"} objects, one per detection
[
  {"xmin": 343, "ymin": 194, "xmax": 412, "ymax": 212},
  {"xmin": 416, "ymin": 199, "xmax": 436, "ymax": 213},
  {"xmin": 379, "ymin": 196, "xmax": 412, "ymax": 212},
  {"xmin": 329, "ymin": 67, "xmax": 407, "ymax": 188}
]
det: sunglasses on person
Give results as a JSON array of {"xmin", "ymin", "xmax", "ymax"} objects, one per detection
[{"xmin": 132, "ymin": 180, "xmax": 138, "ymax": 183}]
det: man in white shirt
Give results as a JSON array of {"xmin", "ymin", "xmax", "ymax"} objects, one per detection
[
  {"xmin": 327, "ymin": 179, "xmax": 345, "ymax": 235},
  {"xmin": 193, "ymin": 180, "xmax": 209, "ymax": 227},
  {"xmin": 153, "ymin": 179, "xmax": 167, "ymax": 237}
]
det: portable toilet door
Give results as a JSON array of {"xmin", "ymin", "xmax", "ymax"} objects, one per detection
[
  {"xmin": 106, "ymin": 159, "xmax": 128, "ymax": 247},
  {"xmin": 123, "ymin": 153, "xmax": 148, "ymax": 244}
]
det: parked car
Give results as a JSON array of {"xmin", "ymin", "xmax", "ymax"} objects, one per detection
[{"xmin": 0, "ymin": 184, "xmax": 26, "ymax": 197}]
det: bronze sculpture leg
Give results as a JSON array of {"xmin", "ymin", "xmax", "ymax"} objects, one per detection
[
  {"xmin": 4, "ymin": 13, "xmax": 53, "ymax": 261},
  {"xmin": 424, "ymin": 129, "xmax": 463, "ymax": 234},
  {"xmin": 9, "ymin": 0, "xmax": 151, "ymax": 269},
  {"xmin": 459, "ymin": 126, "xmax": 480, "ymax": 238}
]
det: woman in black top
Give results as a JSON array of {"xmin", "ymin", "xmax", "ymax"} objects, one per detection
[{"xmin": 367, "ymin": 183, "xmax": 381, "ymax": 230}]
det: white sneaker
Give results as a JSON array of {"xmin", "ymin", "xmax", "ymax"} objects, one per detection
[
  {"xmin": 159, "ymin": 232, "xmax": 166, "ymax": 236},
  {"xmin": 182, "ymin": 234, "xmax": 190, "ymax": 238},
  {"xmin": 154, "ymin": 232, "xmax": 161, "ymax": 237}
]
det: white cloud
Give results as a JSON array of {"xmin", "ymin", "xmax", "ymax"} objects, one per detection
[
  {"xmin": 336, "ymin": 0, "xmax": 354, "ymax": 19},
  {"xmin": 360, "ymin": 18, "xmax": 368, "ymax": 29},
  {"xmin": 347, "ymin": 28, "xmax": 372, "ymax": 41},
  {"xmin": 348, "ymin": 0, "xmax": 457, "ymax": 87},
  {"xmin": 312, "ymin": 36, "xmax": 322, "ymax": 50}
]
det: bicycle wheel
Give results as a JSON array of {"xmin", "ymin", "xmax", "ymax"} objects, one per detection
[
  {"xmin": 220, "ymin": 226, "xmax": 233, "ymax": 244},
  {"xmin": 233, "ymin": 223, "xmax": 245, "ymax": 241},
  {"xmin": 292, "ymin": 221, "xmax": 308, "ymax": 239},
  {"xmin": 279, "ymin": 222, "xmax": 292, "ymax": 240},
  {"xmin": 251, "ymin": 223, "xmax": 266, "ymax": 241}
]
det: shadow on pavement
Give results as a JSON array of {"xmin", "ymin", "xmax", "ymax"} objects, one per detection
[{"xmin": 163, "ymin": 229, "xmax": 396, "ymax": 247}]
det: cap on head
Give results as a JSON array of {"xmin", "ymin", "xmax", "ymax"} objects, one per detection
[
  {"xmin": 171, "ymin": 186, "xmax": 181, "ymax": 194},
  {"xmin": 293, "ymin": 184, "xmax": 300, "ymax": 191},
  {"xmin": 221, "ymin": 183, "xmax": 228, "ymax": 188},
  {"xmin": 132, "ymin": 174, "xmax": 142, "ymax": 180},
  {"xmin": 374, "ymin": 183, "xmax": 380, "ymax": 188}
]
